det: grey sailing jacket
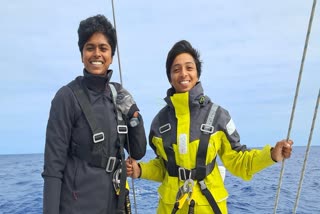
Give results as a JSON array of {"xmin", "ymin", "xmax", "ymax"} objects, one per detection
[{"xmin": 42, "ymin": 70, "xmax": 147, "ymax": 214}]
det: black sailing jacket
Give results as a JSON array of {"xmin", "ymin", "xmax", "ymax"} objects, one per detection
[{"xmin": 42, "ymin": 69, "xmax": 147, "ymax": 214}]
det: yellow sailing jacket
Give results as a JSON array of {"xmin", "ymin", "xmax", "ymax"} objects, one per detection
[{"xmin": 140, "ymin": 82, "xmax": 275, "ymax": 214}]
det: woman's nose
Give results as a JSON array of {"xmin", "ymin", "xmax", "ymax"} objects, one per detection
[
  {"xmin": 180, "ymin": 68, "xmax": 187, "ymax": 76},
  {"xmin": 93, "ymin": 48, "xmax": 101, "ymax": 57}
]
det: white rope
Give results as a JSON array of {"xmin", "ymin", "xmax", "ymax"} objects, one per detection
[
  {"xmin": 293, "ymin": 89, "xmax": 320, "ymax": 213},
  {"xmin": 111, "ymin": 0, "xmax": 123, "ymax": 86},
  {"xmin": 273, "ymin": 0, "xmax": 318, "ymax": 213},
  {"xmin": 111, "ymin": 1, "xmax": 138, "ymax": 214}
]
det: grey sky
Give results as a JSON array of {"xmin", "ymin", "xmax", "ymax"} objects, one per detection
[{"xmin": 0, "ymin": 0, "xmax": 319, "ymax": 154}]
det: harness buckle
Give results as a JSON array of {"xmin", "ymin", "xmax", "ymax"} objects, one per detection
[
  {"xmin": 178, "ymin": 167, "xmax": 192, "ymax": 181},
  {"xmin": 93, "ymin": 132, "xmax": 105, "ymax": 143},
  {"xmin": 200, "ymin": 124, "xmax": 214, "ymax": 134},
  {"xmin": 106, "ymin": 157, "xmax": 116, "ymax": 172},
  {"xmin": 117, "ymin": 125, "xmax": 128, "ymax": 134},
  {"xmin": 159, "ymin": 123, "xmax": 171, "ymax": 134},
  {"xmin": 178, "ymin": 167, "xmax": 187, "ymax": 181},
  {"xmin": 198, "ymin": 180, "xmax": 207, "ymax": 191}
]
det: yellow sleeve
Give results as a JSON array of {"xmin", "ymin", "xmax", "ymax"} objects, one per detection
[
  {"xmin": 139, "ymin": 157, "xmax": 166, "ymax": 182},
  {"xmin": 219, "ymin": 135, "xmax": 276, "ymax": 181}
]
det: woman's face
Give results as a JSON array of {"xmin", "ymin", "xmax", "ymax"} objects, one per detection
[
  {"xmin": 170, "ymin": 53, "xmax": 198, "ymax": 93},
  {"xmin": 82, "ymin": 32, "xmax": 113, "ymax": 75}
]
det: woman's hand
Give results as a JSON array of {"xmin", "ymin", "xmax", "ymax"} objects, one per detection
[
  {"xmin": 126, "ymin": 157, "xmax": 141, "ymax": 179},
  {"xmin": 271, "ymin": 139, "xmax": 293, "ymax": 162}
]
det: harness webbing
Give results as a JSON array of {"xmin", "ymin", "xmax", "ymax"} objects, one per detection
[
  {"xmin": 68, "ymin": 78, "xmax": 107, "ymax": 167},
  {"xmin": 68, "ymin": 78, "xmax": 128, "ymax": 213},
  {"xmin": 109, "ymin": 84, "xmax": 128, "ymax": 213},
  {"xmin": 160, "ymin": 107, "xmax": 177, "ymax": 177},
  {"xmin": 160, "ymin": 102, "xmax": 222, "ymax": 214},
  {"xmin": 195, "ymin": 103, "xmax": 218, "ymax": 181}
]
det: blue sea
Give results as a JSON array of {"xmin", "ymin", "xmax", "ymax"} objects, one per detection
[{"xmin": 0, "ymin": 146, "xmax": 319, "ymax": 214}]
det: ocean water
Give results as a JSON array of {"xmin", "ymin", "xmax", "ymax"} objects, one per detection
[{"xmin": 0, "ymin": 146, "xmax": 319, "ymax": 214}]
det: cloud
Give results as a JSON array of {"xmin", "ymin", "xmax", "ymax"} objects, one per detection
[{"xmin": 0, "ymin": 0, "xmax": 319, "ymax": 154}]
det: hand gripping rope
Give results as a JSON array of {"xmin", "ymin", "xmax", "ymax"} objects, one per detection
[{"xmin": 273, "ymin": 0, "xmax": 318, "ymax": 213}]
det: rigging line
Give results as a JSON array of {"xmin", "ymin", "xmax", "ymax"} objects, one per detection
[
  {"xmin": 273, "ymin": 0, "xmax": 318, "ymax": 213},
  {"xmin": 293, "ymin": 89, "xmax": 320, "ymax": 213},
  {"xmin": 111, "ymin": 0, "xmax": 123, "ymax": 86},
  {"xmin": 111, "ymin": 1, "xmax": 138, "ymax": 214}
]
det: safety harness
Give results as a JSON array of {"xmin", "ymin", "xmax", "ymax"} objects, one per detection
[
  {"xmin": 159, "ymin": 101, "xmax": 222, "ymax": 214},
  {"xmin": 68, "ymin": 77, "xmax": 130, "ymax": 214}
]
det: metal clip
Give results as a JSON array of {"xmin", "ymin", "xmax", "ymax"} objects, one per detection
[
  {"xmin": 117, "ymin": 125, "xmax": 128, "ymax": 134},
  {"xmin": 106, "ymin": 157, "xmax": 116, "ymax": 173},
  {"xmin": 183, "ymin": 179, "xmax": 194, "ymax": 192},
  {"xmin": 178, "ymin": 167, "xmax": 187, "ymax": 181},
  {"xmin": 112, "ymin": 168, "xmax": 122, "ymax": 194},
  {"xmin": 175, "ymin": 178, "xmax": 194, "ymax": 210},
  {"xmin": 159, "ymin": 123, "xmax": 171, "ymax": 134},
  {"xmin": 200, "ymin": 124, "xmax": 214, "ymax": 134},
  {"xmin": 93, "ymin": 132, "xmax": 105, "ymax": 143},
  {"xmin": 198, "ymin": 180, "xmax": 207, "ymax": 191}
]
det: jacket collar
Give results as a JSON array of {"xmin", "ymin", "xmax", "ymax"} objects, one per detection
[
  {"xmin": 83, "ymin": 69, "xmax": 113, "ymax": 92},
  {"xmin": 164, "ymin": 82, "xmax": 211, "ymax": 108}
]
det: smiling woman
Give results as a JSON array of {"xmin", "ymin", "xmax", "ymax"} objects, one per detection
[
  {"xmin": 126, "ymin": 40, "xmax": 293, "ymax": 214},
  {"xmin": 41, "ymin": 14, "xmax": 147, "ymax": 214},
  {"xmin": 81, "ymin": 32, "xmax": 113, "ymax": 75},
  {"xmin": 169, "ymin": 53, "xmax": 198, "ymax": 93}
]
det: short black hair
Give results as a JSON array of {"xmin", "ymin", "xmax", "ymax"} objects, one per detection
[
  {"xmin": 165, "ymin": 40, "xmax": 202, "ymax": 82},
  {"xmin": 77, "ymin": 14, "xmax": 117, "ymax": 56}
]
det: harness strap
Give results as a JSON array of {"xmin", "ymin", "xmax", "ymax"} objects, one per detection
[
  {"xmin": 195, "ymin": 103, "xmax": 218, "ymax": 181},
  {"xmin": 160, "ymin": 107, "xmax": 177, "ymax": 177},
  {"xmin": 70, "ymin": 79, "xmax": 104, "ymax": 143},
  {"xmin": 68, "ymin": 79, "xmax": 129, "ymax": 213},
  {"xmin": 165, "ymin": 158, "xmax": 215, "ymax": 181},
  {"xmin": 109, "ymin": 83, "xmax": 128, "ymax": 213},
  {"xmin": 198, "ymin": 180, "xmax": 222, "ymax": 214},
  {"xmin": 160, "ymin": 102, "xmax": 222, "ymax": 213},
  {"xmin": 196, "ymin": 103, "xmax": 221, "ymax": 214},
  {"xmin": 68, "ymin": 78, "xmax": 106, "ymax": 169}
]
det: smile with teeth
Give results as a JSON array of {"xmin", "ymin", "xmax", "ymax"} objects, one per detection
[
  {"xmin": 91, "ymin": 61, "xmax": 103, "ymax": 65},
  {"xmin": 180, "ymin": 80, "xmax": 190, "ymax": 85}
]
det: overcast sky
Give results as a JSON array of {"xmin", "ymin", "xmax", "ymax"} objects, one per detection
[{"xmin": 0, "ymin": 0, "xmax": 319, "ymax": 154}]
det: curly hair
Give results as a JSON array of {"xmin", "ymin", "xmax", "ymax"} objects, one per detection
[
  {"xmin": 77, "ymin": 14, "xmax": 117, "ymax": 56},
  {"xmin": 165, "ymin": 40, "xmax": 202, "ymax": 82}
]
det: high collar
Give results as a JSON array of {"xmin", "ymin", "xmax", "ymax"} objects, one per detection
[
  {"xmin": 83, "ymin": 69, "xmax": 113, "ymax": 92},
  {"xmin": 164, "ymin": 82, "xmax": 210, "ymax": 108}
]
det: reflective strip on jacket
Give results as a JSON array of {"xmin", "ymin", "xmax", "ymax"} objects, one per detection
[{"xmin": 140, "ymin": 82, "xmax": 275, "ymax": 214}]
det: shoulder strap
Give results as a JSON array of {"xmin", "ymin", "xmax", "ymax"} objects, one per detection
[
  {"xmin": 158, "ymin": 106, "xmax": 178, "ymax": 176},
  {"xmin": 109, "ymin": 83, "xmax": 128, "ymax": 213},
  {"xmin": 196, "ymin": 103, "xmax": 221, "ymax": 214},
  {"xmin": 195, "ymin": 102, "xmax": 219, "ymax": 180},
  {"xmin": 68, "ymin": 78, "xmax": 105, "ymax": 143}
]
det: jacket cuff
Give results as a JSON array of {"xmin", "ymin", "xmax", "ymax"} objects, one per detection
[{"xmin": 43, "ymin": 177, "xmax": 62, "ymax": 214}]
